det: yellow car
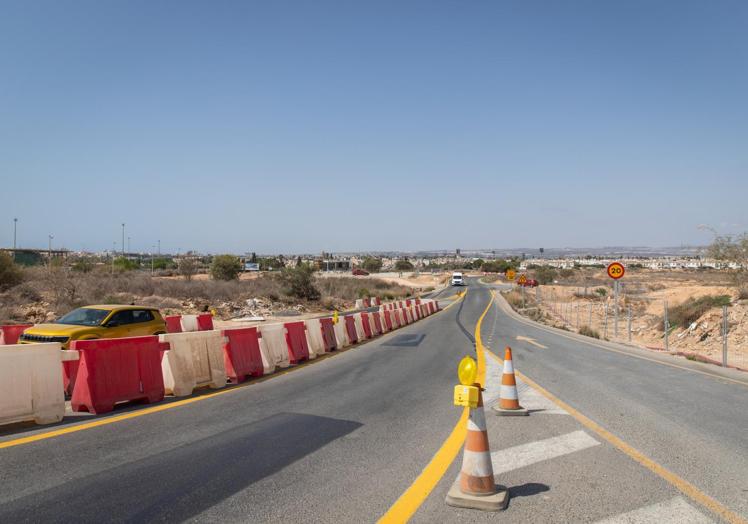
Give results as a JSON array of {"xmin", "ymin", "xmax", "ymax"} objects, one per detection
[{"xmin": 19, "ymin": 305, "xmax": 167, "ymax": 349}]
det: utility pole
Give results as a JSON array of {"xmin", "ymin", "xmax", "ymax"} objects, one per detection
[
  {"xmin": 112, "ymin": 242, "xmax": 116, "ymax": 274},
  {"xmin": 158, "ymin": 239, "xmax": 161, "ymax": 256},
  {"xmin": 722, "ymin": 305, "xmax": 728, "ymax": 367},
  {"xmin": 47, "ymin": 235, "xmax": 54, "ymax": 269},
  {"xmin": 121, "ymin": 223, "xmax": 125, "ymax": 256},
  {"xmin": 12, "ymin": 218, "xmax": 17, "ymax": 262},
  {"xmin": 127, "ymin": 236, "xmax": 131, "ymax": 254},
  {"xmin": 627, "ymin": 306, "xmax": 632, "ymax": 343},
  {"xmin": 664, "ymin": 300, "xmax": 669, "ymax": 352},
  {"xmin": 151, "ymin": 245, "xmax": 156, "ymax": 275}
]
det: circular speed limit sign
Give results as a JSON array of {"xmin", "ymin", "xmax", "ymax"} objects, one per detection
[{"xmin": 607, "ymin": 262, "xmax": 625, "ymax": 280}]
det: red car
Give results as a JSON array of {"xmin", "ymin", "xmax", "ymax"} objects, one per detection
[
  {"xmin": 352, "ymin": 268, "xmax": 370, "ymax": 276},
  {"xmin": 519, "ymin": 279, "xmax": 539, "ymax": 287}
]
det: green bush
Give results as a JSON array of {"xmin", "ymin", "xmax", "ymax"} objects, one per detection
[
  {"xmin": 395, "ymin": 260, "xmax": 414, "ymax": 271},
  {"xmin": 0, "ymin": 252, "xmax": 23, "ymax": 291},
  {"xmin": 362, "ymin": 257, "xmax": 383, "ymax": 273},
  {"xmin": 357, "ymin": 287, "xmax": 371, "ymax": 298},
  {"xmin": 279, "ymin": 264, "xmax": 320, "ymax": 300},
  {"xmin": 71, "ymin": 257, "xmax": 94, "ymax": 273},
  {"xmin": 595, "ymin": 288, "xmax": 608, "ymax": 297},
  {"xmin": 669, "ymin": 295, "xmax": 731, "ymax": 328},
  {"xmin": 113, "ymin": 257, "xmax": 140, "ymax": 271},
  {"xmin": 152, "ymin": 257, "xmax": 176, "ymax": 270},
  {"xmin": 210, "ymin": 255, "xmax": 242, "ymax": 281},
  {"xmin": 533, "ymin": 266, "xmax": 557, "ymax": 285}
]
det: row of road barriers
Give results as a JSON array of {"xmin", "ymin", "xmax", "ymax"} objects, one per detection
[{"xmin": 0, "ymin": 299, "xmax": 439, "ymax": 427}]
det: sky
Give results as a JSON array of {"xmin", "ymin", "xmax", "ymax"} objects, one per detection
[{"xmin": 1, "ymin": 1, "xmax": 746, "ymax": 254}]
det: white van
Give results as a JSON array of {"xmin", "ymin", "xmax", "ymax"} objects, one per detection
[{"xmin": 451, "ymin": 272, "xmax": 465, "ymax": 286}]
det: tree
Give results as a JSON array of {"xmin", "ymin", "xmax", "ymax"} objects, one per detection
[
  {"xmin": 279, "ymin": 264, "xmax": 320, "ymax": 300},
  {"xmin": 395, "ymin": 259, "xmax": 414, "ymax": 271},
  {"xmin": 178, "ymin": 258, "xmax": 198, "ymax": 281},
  {"xmin": 113, "ymin": 257, "xmax": 139, "ymax": 271},
  {"xmin": 362, "ymin": 257, "xmax": 383, "ymax": 273},
  {"xmin": 296, "ymin": 256, "xmax": 303, "ymax": 267},
  {"xmin": 250, "ymin": 252, "xmax": 257, "ymax": 263},
  {"xmin": 0, "ymin": 252, "xmax": 23, "ymax": 291},
  {"xmin": 210, "ymin": 255, "xmax": 242, "ymax": 281},
  {"xmin": 533, "ymin": 266, "xmax": 558, "ymax": 285},
  {"xmin": 71, "ymin": 257, "xmax": 94, "ymax": 273},
  {"xmin": 473, "ymin": 259, "xmax": 485, "ymax": 269}
]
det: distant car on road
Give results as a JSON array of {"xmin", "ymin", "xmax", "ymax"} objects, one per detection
[
  {"xmin": 451, "ymin": 272, "xmax": 465, "ymax": 286},
  {"xmin": 352, "ymin": 268, "xmax": 370, "ymax": 276},
  {"xmin": 19, "ymin": 305, "xmax": 167, "ymax": 350},
  {"xmin": 518, "ymin": 279, "xmax": 539, "ymax": 288}
]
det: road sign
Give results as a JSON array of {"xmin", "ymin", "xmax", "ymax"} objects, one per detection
[
  {"xmin": 607, "ymin": 262, "xmax": 625, "ymax": 280},
  {"xmin": 518, "ymin": 274, "xmax": 527, "ymax": 285},
  {"xmin": 506, "ymin": 269, "xmax": 516, "ymax": 281}
]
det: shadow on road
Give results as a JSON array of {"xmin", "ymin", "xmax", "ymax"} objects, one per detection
[
  {"xmin": 508, "ymin": 482, "xmax": 550, "ymax": 499},
  {"xmin": 0, "ymin": 412, "xmax": 362, "ymax": 522}
]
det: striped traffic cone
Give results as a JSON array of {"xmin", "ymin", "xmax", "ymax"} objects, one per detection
[
  {"xmin": 492, "ymin": 347, "xmax": 529, "ymax": 416},
  {"xmin": 446, "ymin": 385, "xmax": 509, "ymax": 511}
]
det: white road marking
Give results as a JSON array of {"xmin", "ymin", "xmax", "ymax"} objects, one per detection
[
  {"xmin": 488, "ymin": 430, "xmax": 600, "ymax": 475},
  {"xmin": 594, "ymin": 496, "xmax": 714, "ymax": 524},
  {"xmin": 516, "ymin": 335, "xmax": 548, "ymax": 349}
]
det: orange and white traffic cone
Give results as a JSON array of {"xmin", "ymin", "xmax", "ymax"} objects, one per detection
[
  {"xmin": 446, "ymin": 385, "xmax": 509, "ymax": 511},
  {"xmin": 492, "ymin": 347, "xmax": 529, "ymax": 416}
]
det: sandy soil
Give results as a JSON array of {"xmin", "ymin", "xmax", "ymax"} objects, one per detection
[{"xmin": 519, "ymin": 271, "xmax": 747, "ymax": 371}]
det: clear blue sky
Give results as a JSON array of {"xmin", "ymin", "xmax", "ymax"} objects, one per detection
[{"xmin": 1, "ymin": 1, "xmax": 746, "ymax": 254}]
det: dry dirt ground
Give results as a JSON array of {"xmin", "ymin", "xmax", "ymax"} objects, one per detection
[{"xmin": 512, "ymin": 269, "xmax": 747, "ymax": 371}]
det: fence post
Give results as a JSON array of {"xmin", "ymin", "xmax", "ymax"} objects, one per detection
[
  {"xmin": 627, "ymin": 306, "xmax": 632, "ymax": 343},
  {"xmin": 588, "ymin": 304, "xmax": 592, "ymax": 327},
  {"xmin": 664, "ymin": 300, "xmax": 669, "ymax": 352},
  {"xmin": 722, "ymin": 305, "xmax": 728, "ymax": 367},
  {"xmin": 604, "ymin": 303, "xmax": 608, "ymax": 339}
]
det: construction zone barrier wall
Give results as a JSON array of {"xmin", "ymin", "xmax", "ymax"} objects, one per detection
[
  {"xmin": 222, "ymin": 327, "xmax": 264, "ymax": 383},
  {"xmin": 383, "ymin": 310, "xmax": 394, "ymax": 331},
  {"xmin": 70, "ymin": 336, "xmax": 166, "ymax": 414},
  {"xmin": 259, "ymin": 324, "xmax": 291, "ymax": 369},
  {"xmin": 319, "ymin": 318, "xmax": 338, "ymax": 352},
  {"xmin": 0, "ymin": 343, "xmax": 69, "ymax": 425},
  {"xmin": 284, "ymin": 321, "xmax": 311, "ymax": 364},
  {"xmin": 306, "ymin": 318, "xmax": 338, "ymax": 356},
  {"xmin": 159, "ymin": 331, "xmax": 226, "ymax": 397},
  {"xmin": 165, "ymin": 313, "xmax": 214, "ymax": 333},
  {"xmin": 359, "ymin": 312, "xmax": 373, "ymax": 339},
  {"xmin": 370, "ymin": 312, "xmax": 383, "ymax": 336},
  {"xmin": 0, "ymin": 324, "xmax": 32, "ymax": 345},
  {"xmin": 333, "ymin": 319, "xmax": 350, "ymax": 348},
  {"xmin": 353, "ymin": 314, "xmax": 367, "ymax": 340},
  {"xmin": 345, "ymin": 315, "xmax": 359, "ymax": 344}
]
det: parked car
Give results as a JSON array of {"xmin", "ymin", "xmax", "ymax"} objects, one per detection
[
  {"xmin": 19, "ymin": 305, "xmax": 167, "ymax": 350},
  {"xmin": 352, "ymin": 268, "xmax": 370, "ymax": 276},
  {"xmin": 518, "ymin": 279, "xmax": 539, "ymax": 288},
  {"xmin": 451, "ymin": 272, "xmax": 465, "ymax": 286}
]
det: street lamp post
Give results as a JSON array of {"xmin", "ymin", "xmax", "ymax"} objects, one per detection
[
  {"xmin": 112, "ymin": 241, "xmax": 116, "ymax": 274},
  {"xmin": 47, "ymin": 235, "xmax": 54, "ymax": 269},
  {"xmin": 12, "ymin": 218, "xmax": 17, "ymax": 261},
  {"xmin": 151, "ymin": 245, "xmax": 155, "ymax": 275},
  {"xmin": 121, "ymin": 223, "xmax": 125, "ymax": 257}
]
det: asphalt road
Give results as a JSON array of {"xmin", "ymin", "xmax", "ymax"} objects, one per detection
[{"xmin": 0, "ymin": 280, "xmax": 745, "ymax": 523}]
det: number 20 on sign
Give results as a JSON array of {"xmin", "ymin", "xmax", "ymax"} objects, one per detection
[{"xmin": 607, "ymin": 262, "xmax": 625, "ymax": 280}]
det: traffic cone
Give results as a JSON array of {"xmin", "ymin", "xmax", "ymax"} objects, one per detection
[
  {"xmin": 446, "ymin": 385, "xmax": 509, "ymax": 511},
  {"xmin": 492, "ymin": 347, "xmax": 529, "ymax": 416}
]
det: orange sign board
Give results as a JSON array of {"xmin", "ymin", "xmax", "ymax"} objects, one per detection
[{"xmin": 607, "ymin": 262, "xmax": 625, "ymax": 280}]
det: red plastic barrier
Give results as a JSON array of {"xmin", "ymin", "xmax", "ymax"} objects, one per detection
[
  {"xmin": 412, "ymin": 306, "xmax": 421, "ymax": 320},
  {"xmin": 434, "ymin": 300, "xmax": 440, "ymax": 311},
  {"xmin": 383, "ymin": 310, "xmax": 393, "ymax": 331},
  {"xmin": 62, "ymin": 359, "xmax": 80, "ymax": 396},
  {"xmin": 360, "ymin": 312, "xmax": 372, "ymax": 339},
  {"xmin": 375, "ymin": 297, "xmax": 381, "ymax": 306},
  {"xmin": 391, "ymin": 310, "xmax": 401, "ymax": 329},
  {"xmin": 0, "ymin": 324, "xmax": 33, "ymax": 345},
  {"xmin": 405, "ymin": 299, "xmax": 412, "ymax": 307},
  {"xmin": 70, "ymin": 336, "xmax": 167, "ymax": 414},
  {"xmin": 197, "ymin": 313, "xmax": 214, "ymax": 331},
  {"xmin": 416, "ymin": 298, "xmax": 421, "ymax": 305},
  {"xmin": 371, "ymin": 312, "xmax": 383, "ymax": 335},
  {"xmin": 428, "ymin": 302, "xmax": 436, "ymax": 314},
  {"xmin": 363, "ymin": 298, "xmax": 371, "ymax": 308},
  {"xmin": 345, "ymin": 315, "xmax": 358, "ymax": 344},
  {"xmin": 165, "ymin": 316, "xmax": 183, "ymax": 333},
  {"xmin": 284, "ymin": 321, "xmax": 310, "ymax": 364},
  {"xmin": 319, "ymin": 318, "xmax": 338, "ymax": 352},
  {"xmin": 222, "ymin": 327, "xmax": 264, "ymax": 383}
]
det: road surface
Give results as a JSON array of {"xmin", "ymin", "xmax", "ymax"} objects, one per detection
[{"xmin": 0, "ymin": 280, "xmax": 745, "ymax": 523}]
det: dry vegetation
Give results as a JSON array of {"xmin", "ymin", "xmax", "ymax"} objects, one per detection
[{"xmin": 0, "ymin": 265, "xmax": 414, "ymax": 324}]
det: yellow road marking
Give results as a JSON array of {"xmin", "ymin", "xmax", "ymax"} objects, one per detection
[
  {"xmin": 1, "ymin": 297, "xmax": 465, "ymax": 451},
  {"xmin": 516, "ymin": 335, "xmax": 547, "ymax": 349},
  {"xmin": 377, "ymin": 289, "xmax": 493, "ymax": 523},
  {"xmin": 483, "ymin": 349, "xmax": 747, "ymax": 524}
]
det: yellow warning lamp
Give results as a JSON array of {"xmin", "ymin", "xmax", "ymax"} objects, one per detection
[
  {"xmin": 332, "ymin": 310, "xmax": 339, "ymax": 325},
  {"xmin": 454, "ymin": 356, "xmax": 479, "ymax": 408},
  {"xmin": 210, "ymin": 308, "xmax": 217, "ymax": 317}
]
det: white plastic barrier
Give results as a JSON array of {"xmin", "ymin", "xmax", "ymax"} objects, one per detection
[
  {"xmin": 258, "ymin": 336, "xmax": 275, "ymax": 375},
  {"xmin": 333, "ymin": 319, "xmax": 350, "ymax": 348},
  {"xmin": 0, "ymin": 343, "xmax": 76, "ymax": 426},
  {"xmin": 353, "ymin": 314, "xmax": 367, "ymax": 341},
  {"xmin": 180, "ymin": 315, "xmax": 200, "ymax": 332},
  {"xmin": 367, "ymin": 313, "xmax": 378, "ymax": 336},
  {"xmin": 259, "ymin": 324, "xmax": 291, "ymax": 369},
  {"xmin": 355, "ymin": 299, "xmax": 365, "ymax": 310},
  {"xmin": 160, "ymin": 331, "xmax": 226, "ymax": 397},
  {"xmin": 305, "ymin": 318, "xmax": 326, "ymax": 357}
]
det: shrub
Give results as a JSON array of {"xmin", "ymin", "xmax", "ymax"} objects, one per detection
[
  {"xmin": 113, "ymin": 257, "xmax": 140, "ymax": 271},
  {"xmin": 178, "ymin": 258, "xmax": 198, "ymax": 281},
  {"xmin": 210, "ymin": 255, "xmax": 242, "ymax": 281},
  {"xmin": 669, "ymin": 295, "xmax": 731, "ymax": 328},
  {"xmin": 279, "ymin": 264, "xmax": 320, "ymax": 300},
  {"xmin": 533, "ymin": 266, "xmax": 557, "ymax": 285},
  {"xmin": 362, "ymin": 257, "xmax": 383, "ymax": 273},
  {"xmin": 0, "ymin": 252, "xmax": 23, "ymax": 291},
  {"xmin": 357, "ymin": 287, "xmax": 371, "ymax": 298},
  {"xmin": 595, "ymin": 288, "xmax": 608, "ymax": 297},
  {"xmin": 738, "ymin": 288, "xmax": 748, "ymax": 300},
  {"xmin": 152, "ymin": 257, "xmax": 176, "ymax": 270},
  {"xmin": 578, "ymin": 325, "xmax": 600, "ymax": 339},
  {"xmin": 71, "ymin": 257, "xmax": 94, "ymax": 273},
  {"xmin": 395, "ymin": 260, "xmax": 414, "ymax": 271}
]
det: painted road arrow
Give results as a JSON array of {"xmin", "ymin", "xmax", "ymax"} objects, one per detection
[{"xmin": 516, "ymin": 335, "xmax": 548, "ymax": 349}]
